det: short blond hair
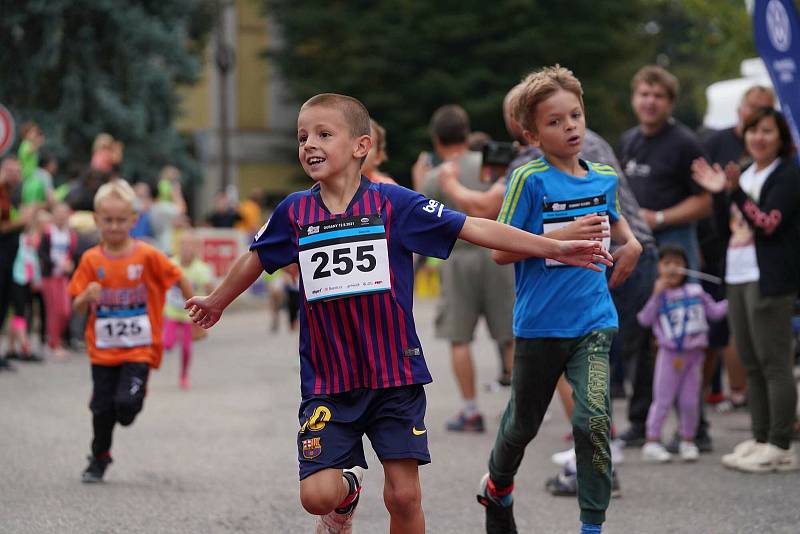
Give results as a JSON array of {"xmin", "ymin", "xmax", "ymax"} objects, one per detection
[
  {"xmin": 301, "ymin": 93, "xmax": 371, "ymax": 138},
  {"xmin": 94, "ymin": 178, "xmax": 136, "ymax": 212},
  {"xmin": 93, "ymin": 133, "xmax": 114, "ymax": 153},
  {"xmin": 515, "ymin": 65, "xmax": 584, "ymax": 132}
]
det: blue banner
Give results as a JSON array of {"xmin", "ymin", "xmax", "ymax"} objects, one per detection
[{"xmin": 753, "ymin": 0, "xmax": 800, "ymax": 160}]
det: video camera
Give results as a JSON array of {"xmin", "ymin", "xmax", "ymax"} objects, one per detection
[{"xmin": 481, "ymin": 141, "xmax": 517, "ymax": 168}]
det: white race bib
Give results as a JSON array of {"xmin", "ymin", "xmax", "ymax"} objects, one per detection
[
  {"xmin": 659, "ymin": 299, "xmax": 708, "ymax": 342},
  {"xmin": 542, "ymin": 195, "xmax": 610, "ymax": 267},
  {"xmin": 299, "ymin": 215, "xmax": 391, "ymax": 302},
  {"xmin": 95, "ymin": 307, "xmax": 153, "ymax": 348}
]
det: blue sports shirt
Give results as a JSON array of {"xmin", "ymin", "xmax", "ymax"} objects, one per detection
[
  {"xmin": 250, "ymin": 177, "xmax": 466, "ymax": 396},
  {"xmin": 497, "ymin": 157, "xmax": 620, "ymax": 338}
]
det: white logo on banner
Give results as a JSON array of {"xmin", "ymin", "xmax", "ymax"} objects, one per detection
[{"xmin": 767, "ymin": 0, "xmax": 791, "ymax": 52}]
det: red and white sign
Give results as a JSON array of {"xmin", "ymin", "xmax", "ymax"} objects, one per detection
[
  {"xmin": 0, "ymin": 104, "xmax": 15, "ymax": 157},
  {"xmin": 194, "ymin": 227, "xmax": 247, "ymax": 279}
]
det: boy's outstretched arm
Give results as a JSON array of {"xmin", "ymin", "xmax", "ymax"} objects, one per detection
[
  {"xmin": 185, "ymin": 250, "xmax": 263, "ymax": 329},
  {"xmin": 459, "ymin": 217, "xmax": 613, "ymax": 271}
]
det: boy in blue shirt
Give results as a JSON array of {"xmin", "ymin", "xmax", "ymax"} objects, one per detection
[
  {"xmin": 477, "ymin": 66, "xmax": 641, "ymax": 534},
  {"xmin": 185, "ymin": 93, "xmax": 611, "ymax": 534}
]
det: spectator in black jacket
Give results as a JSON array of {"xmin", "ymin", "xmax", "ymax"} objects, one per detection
[{"xmin": 692, "ymin": 107, "xmax": 799, "ymax": 473}]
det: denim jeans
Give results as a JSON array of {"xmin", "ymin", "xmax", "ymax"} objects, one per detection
[{"xmin": 654, "ymin": 224, "xmax": 700, "ymax": 272}]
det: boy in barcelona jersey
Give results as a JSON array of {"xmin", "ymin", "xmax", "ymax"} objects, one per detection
[{"xmin": 185, "ymin": 93, "xmax": 612, "ymax": 534}]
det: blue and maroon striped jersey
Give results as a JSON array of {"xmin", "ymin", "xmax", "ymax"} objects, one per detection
[{"xmin": 250, "ymin": 176, "xmax": 466, "ymax": 395}]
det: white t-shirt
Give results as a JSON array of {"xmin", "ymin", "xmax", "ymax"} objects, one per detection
[
  {"xmin": 725, "ymin": 159, "xmax": 780, "ymax": 285},
  {"xmin": 49, "ymin": 226, "xmax": 71, "ymax": 276}
]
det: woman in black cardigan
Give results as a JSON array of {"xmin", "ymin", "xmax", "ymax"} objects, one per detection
[{"xmin": 692, "ymin": 107, "xmax": 799, "ymax": 473}]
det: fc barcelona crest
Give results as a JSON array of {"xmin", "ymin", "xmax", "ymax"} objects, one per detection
[{"xmin": 302, "ymin": 437, "xmax": 322, "ymax": 459}]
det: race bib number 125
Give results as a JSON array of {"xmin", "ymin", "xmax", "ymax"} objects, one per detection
[
  {"xmin": 299, "ymin": 215, "xmax": 392, "ymax": 302},
  {"xmin": 95, "ymin": 307, "xmax": 153, "ymax": 349}
]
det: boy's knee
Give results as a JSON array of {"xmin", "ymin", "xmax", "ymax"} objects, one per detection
[
  {"xmin": 115, "ymin": 399, "xmax": 144, "ymax": 426},
  {"xmin": 383, "ymin": 484, "xmax": 422, "ymax": 518},
  {"xmin": 505, "ymin": 426, "xmax": 539, "ymax": 447},
  {"xmin": 299, "ymin": 485, "xmax": 341, "ymax": 516}
]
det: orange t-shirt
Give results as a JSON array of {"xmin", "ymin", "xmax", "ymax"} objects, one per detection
[{"xmin": 68, "ymin": 241, "xmax": 182, "ymax": 368}]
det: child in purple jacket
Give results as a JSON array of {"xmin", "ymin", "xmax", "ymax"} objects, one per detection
[{"xmin": 637, "ymin": 245, "xmax": 728, "ymax": 463}]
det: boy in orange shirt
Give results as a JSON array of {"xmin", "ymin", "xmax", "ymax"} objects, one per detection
[{"xmin": 69, "ymin": 180, "xmax": 192, "ymax": 483}]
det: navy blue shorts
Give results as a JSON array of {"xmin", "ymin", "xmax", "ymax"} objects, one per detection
[{"xmin": 296, "ymin": 384, "xmax": 430, "ymax": 480}]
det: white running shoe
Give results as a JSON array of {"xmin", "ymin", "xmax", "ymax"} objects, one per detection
[
  {"xmin": 736, "ymin": 444, "xmax": 799, "ymax": 473},
  {"xmin": 610, "ymin": 438, "xmax": 625, "ymax": 465},
  {"xmin": 642, "ymin": 442, "xmax": 672, "ymax": 463},
  {"xmin": 721, "ymin": 439, "xmax": 761, "ymax": 469},
  {"xmin": 678, "ymin": 441, "xmax": 699, "ymax": 462},
  {"xmin": 551, "ymin": 447, "xmax": 576, "ymax": 467},
  {"xmin": 315, "ymin": 467, "xmax": 364, "ymax": 534}
]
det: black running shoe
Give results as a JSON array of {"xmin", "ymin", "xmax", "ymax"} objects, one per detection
[
  {"xmin": 0, "ymin": 357, "xmax": 15, "ymax": 372},
  {"xmin": 82, "ymin": 454, "xmax": 112, "ymax": 483},
  {"xmin": 17, "ymin": 352, "xmax": 44, "ymax": 363},
  {"xmin": 619, "ymin": 426, "xmax": 646, "ymax": 448},
  {"xmin": 477, "ymin": 473, "xmax": 517, "ymax": 534}
]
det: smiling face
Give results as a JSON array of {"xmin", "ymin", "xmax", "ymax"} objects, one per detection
[
  {"xmin": 297, "ymin": 105, "xmax": 371, "ymax": 183},
  {"xmin": 745, "ymin": 115, "xmax": 782, "ymax": 167},
  {"xmin": 523, "ymin": 89, "xmax": 585, "ymax": 161}
]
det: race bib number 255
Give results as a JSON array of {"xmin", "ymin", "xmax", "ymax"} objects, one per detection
[{"xmin": 299, "ymin": 215, "xmax": 392, "ymax": 302}]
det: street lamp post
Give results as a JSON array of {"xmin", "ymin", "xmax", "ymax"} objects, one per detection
[{"xmin": 215, "ymin": 0, "xmax": 235, "ymax": 192}]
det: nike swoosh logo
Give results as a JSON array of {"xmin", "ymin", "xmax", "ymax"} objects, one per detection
[{"xmin": 412, "ymin": 427, "xmax": 427, "ymax": 436}]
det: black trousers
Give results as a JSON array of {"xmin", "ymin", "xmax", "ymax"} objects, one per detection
[
  {"xmin": 89, "ymin": 362, "xmax": 150, "ymax": 456},
  {"xmin": 0, "ymin": 238, "xmax": 19, "ymax": 334},
  {"xmin": 609, "ymin": 247, "xmax": 657, "ymax": 429}
]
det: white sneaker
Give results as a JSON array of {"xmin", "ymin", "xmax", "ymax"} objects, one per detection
[
  {"xmin": 736, "ymin": 444, "xmax": 799, "ymax": 473},
  {"xmin": 642, "ymin": 442, "xmax": 672, "ymax": 463},
  {"xmin": 315, "ymin": 467, "xmax": 364, "ymax": 534},
  {"xmin": 610, "ymin": 438, "xmax": 625, "ymax": 465},
  {"xmin": 551, "ymin": 447, "xmax": 576, "ymax": 467},
  {"xmin": 721, "ymin": 439, "xmax": 761, "ymax": 469},
  {"xmin": 678, "ymin": 441, "xmax": 699, "ymax": 462}
]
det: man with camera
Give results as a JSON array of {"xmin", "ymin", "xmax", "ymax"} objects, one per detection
[{"xmin": 419, "ymin": 105, "xmax": 516, "ymax": 433}]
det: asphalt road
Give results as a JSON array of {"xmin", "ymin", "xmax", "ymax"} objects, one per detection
[{"xmin": 1, "ymin": 299, "xmax": 799, "ymax": 534}]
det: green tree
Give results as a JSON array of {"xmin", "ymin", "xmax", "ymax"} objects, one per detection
[
  {"xmin": 264, "ymin": 0, "xmax": 654, "ymax": 185},
  {"xmin": 265, "ymin": 0, "xmax": 763, "ymax": 185},
  {"xmin": 0, "ymin": 0, "xmax": 214, "ymax": 183},
  {"xmin": 637, "ymin": 0, "xmax": 758, "ymax": 129}
]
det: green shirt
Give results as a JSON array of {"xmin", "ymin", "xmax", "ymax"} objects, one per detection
[
  {"xmin": 17, "ymin": 140, "xmax": 38, "ymax": 182},
  {"xmin": 164, "ymin": 257, "xmax": 214, "ymax": 322}
]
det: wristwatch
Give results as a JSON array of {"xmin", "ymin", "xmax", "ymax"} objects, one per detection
[{"xmin": 655, "ymin": 210, "xmax": 665, "ymax": 227}]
